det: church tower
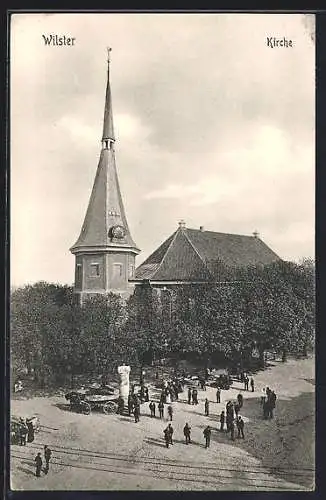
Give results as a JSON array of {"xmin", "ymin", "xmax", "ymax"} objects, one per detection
[{"xmin": 70, "ymin": 49, "xmax": 140, "ymax": 304}]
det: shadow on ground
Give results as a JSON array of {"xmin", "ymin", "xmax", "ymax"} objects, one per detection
[
  {"xmin": 17, "ymin": 466, "xmax": 36, "ymax": 477},
  {"xmin": 209, "ymin": 391, "xmax": 315, "ymax": 488},
  {"xmin": 53, "ymin": 403, "xmax": 72, "ymax": 413}
]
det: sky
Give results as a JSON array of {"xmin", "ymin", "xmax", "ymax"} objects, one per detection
[{"xmin": 10, "ymin": 13, "xmax": 315, "ymax": 287}]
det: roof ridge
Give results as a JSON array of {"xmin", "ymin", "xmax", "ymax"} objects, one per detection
[
  {"xmin": 182, "ymin": 229, "xmax": 213, "ymax": 276},
  {"xmin": 151, "ymin": 229, "xmax": 180, "ymax": 279},
  {"xmin": 186, "ymin": 228, "xmax": 256, "ymax": 238}
]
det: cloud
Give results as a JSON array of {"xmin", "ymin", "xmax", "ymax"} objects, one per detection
[{"xmin": 10, "ymin": 13, "xmax": 315, "ymax": 286}]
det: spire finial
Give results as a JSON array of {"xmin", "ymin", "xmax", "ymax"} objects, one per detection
[
  {"xmin": 107, "ymin": 47, "xmax": 112, "ymax": 63},
  {"xmin": 102, "ymin": 47, "xmax": 115, "ymax": 146}
]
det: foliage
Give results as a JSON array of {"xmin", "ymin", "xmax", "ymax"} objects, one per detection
[{"xmin": 10, "ymin": 259, "xmax": 315, "ymax": 387}]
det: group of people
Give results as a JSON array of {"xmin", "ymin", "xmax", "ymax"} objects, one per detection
[
  {"xmin": 161, "ymin": 379, "xmax": 183, "ymax": 403},
  {"xmin": 261, "ymin": 386, "xmax": 277, "ymax": 419},
  {"xmin": 127, "ymin": 392, "xmax": 142, "ymax": 422},
  {"xmin": 34, "ymin": 445, "xmax": 52, "ymax": 477},
  {"xmin": 162, "ymin": 421, "xmax": 212, "ymax": 449},
  {"xmin": 148, "ymin": 400, "xmax": 173, "ymax": 420},
  {"xmin": 187, "ymin": 387, "xmax": 199, "ymax": 405},
  {"xmin": 219, "ymin": 397, "xmax": 245, "ymax": 440},
  {"xmin": 242, "ymin": 373, "xmax": 255, "ymax": 392},
  {"xmin": 17, "ymin": 418, "xmax": 35, "ymax": 446}
]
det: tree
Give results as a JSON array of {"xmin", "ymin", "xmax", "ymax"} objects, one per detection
[{"xmin": 11, "ymin": 282, "xmax": 74, "ymax": 385}]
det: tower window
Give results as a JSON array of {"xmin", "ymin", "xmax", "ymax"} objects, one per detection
[
  {"xmin": 76, "ymin": 264, "xmax": 82, "ymax": 284},
  {"xmin": 90, "ymin": 263, "xmax": 100, "ymax": 277},
  {"xmin": 113, "ymin": 263, "xmax": 123, "ymax": 278}
]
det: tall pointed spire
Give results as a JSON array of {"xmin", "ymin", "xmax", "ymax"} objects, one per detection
[
  {"xmin": 70, "ymin": 51, "xmax": 140, "ymax": 301},
  {"xmin": 102, "ymin": 47, "xmax": 115, "ymax": 145}
]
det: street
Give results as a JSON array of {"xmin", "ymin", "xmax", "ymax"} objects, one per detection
[{"xmin": 10, "ymin": 356, "xmax": 315, "ymax": 491}]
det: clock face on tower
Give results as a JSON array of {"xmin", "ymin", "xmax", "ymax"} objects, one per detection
[{"xmin": 110, "ymin": 224, "xmax": 126, "ymax": 239}]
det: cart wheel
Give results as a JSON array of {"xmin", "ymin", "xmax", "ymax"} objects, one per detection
[
  {"xmin": 82, "ymin": 402, "xmax": 91, "ymax": 415},
  {"xmin": 103, "ymin": 401, "xmax": 117, "ymax": 414}
]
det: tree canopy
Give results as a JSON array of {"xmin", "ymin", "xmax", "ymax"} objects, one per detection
[{"xmin": 10, "ymin": 260, "xmax": 315, "ymax": 386}]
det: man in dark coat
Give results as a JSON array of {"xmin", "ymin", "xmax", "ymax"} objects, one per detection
[
  {"xmin": 220, "ymin": 410, "xmax": 225, "ymax": 432},
  {"xmin": 244, "ymin": 376, "xmax": 249, "ymax": 391},
  {"xmin": 163, "ymin": 426, "xmax": 170, "ymax": 448},
  {"xmin": 128, "ymin": 394, "xmax": 133, "ymax": 416},
  {"xmin": 216, "ymin": 387, "xmax": 221, "ymax": 403},
  {"xmin": 158, "ymin": 400, "xmax": 164, "ymax": 419},
  {"xmin": 204, "ymin": 398, "xmax": 209, "ymax": 416},
  {"xmin": 44, "ymin": 445, "xmax": 52, "ymax": 474},
  {"xmin": 134, "ymin": 404, "xmax": 140, "ymax": 423},
  {"xmin": 167, "ymin": 405, "xmax": 173, "ymax": 421},
  {"xmin": 237, "ymin": 393, "xmax": 243, "ymax": 409},
  {"xmin": 144, "ymin": 387, "xmax": 149, "ymax": 402},
  {"xmin": 149, "ymin": 401, "xmax": 156, "ymax": 418},
  {"xmin": 188, "ymin": 387, "xmax": 192, "ymax": 404},
  {"xmin": 35, "ymin": 453, "xmax": 42, "ymax": 477},
  {"xmin": 183, "ymin": 423, "xmax": 191, "ymax": 444},
  {"xmin": 250, "ymin": 377, "xmax": 255, "ymax": 392},
  {"xmin": 236, "ymin": 416, "xmax": 245, "ymax": 439},
  {"xmin": 117, "ymin": 396, "xmax": 124, "ymax": 415},
  {"xmin": 19, "ymin": 420, "xmax": 28, "ymax": 446},
  {"xmin": 26, "ymin": 420, "xmax": 35, "ymax": 443},
  {"xmin": 269, "ymin": 391, "xmax": 277, "ymax": 418},
  {"xmin": 230, "ymin": 418, "xmax": 235, "ymax": 441},
  {"xmin": 203, "ymin": 426, "xmax": 211, "ymax": 448},
  {"xmin": 192, "ymin": 388, "xmax": 198, "ymax": 405},
  {"xmin": 161, "ymin": 390, "xmax": 166, "ymax": 404},
  {"xmin": 133, "ymin": 394, "xmax": 140, "ymax": 408},
  {"xmin": 234, "ymin": 402, "xmax": 240, "ymax": 418},
  {"xmin": 167, "ymin": 423, "xmax": 174, "ymax": 445}
]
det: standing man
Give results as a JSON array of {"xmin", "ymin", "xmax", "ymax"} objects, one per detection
[
  {"xmin": 167, "ymin": 423, "xmax": 174, "ymax": 445},
  {"xmin": 44, "ymin": 445, "xmax": 52, "ymax": 474},
  {"xmin": 204, "ymin": 398, "xmax": 209, "ymax": 416},
  {"xmin": 188, "ymin": 387, "xmax": 192, "ymax": 405},
  {"xmin": 220, "ymin": 410, "xmax": 225, "ymax": 432},
  {"xmin": 128, "ymin": 393, "xmax": 133, "ymax": 416},
  {"xmin": 134, "ymin": 404, "xmax": 140, "ymax": 423},
  {"xmin": 250, "ymin": 377, "xmax": 255, "ymax": 392},
  {"xmin": 216, "ymin": 387, "xmax": 221, "ymax": 403},
  {"xmin": 167, "ymin": 405, "xmax": 173, "ymax": 421},
  {"xmin": 163, "ymin": 426, "xmax": 170, "ymax": 448},
  {"xmin": 230, "ymin": 418, "xmax": 235, "ymax": 441},
  {"xmin": 236, "ymin": 416, "xmax": 245, "ymax": 439},
  {"xmin": 234, "ymin": 402, "xmax": 240, "ymax": 418},
  {"xmin": 35, "ymin": 452, "xmax": 42, "ymax": 477},
  {"xmin": 183, "ymin": 423, "xmax": 191, "ymax": 444},
  {"xmin": 192, "ymin": 388, "xmax": 198, "ymax": 405},
  {"xmin": 237, "ymin": 393, "xmax": 243, "ymax": 409},
  {"xmin": 117, "ymin": 396, "xmax": 124, "ymax": 415},
  {"xmin": 26, "ymin": 419, "xmax": 35, "ymax": 443},
  {"xmin": 19, "ymin": 420, "xmax": 27, "ymax": 446},
  {"xmin": 203, "ymin": 425, "xmax": 211, "ymax": 448},
  {"xmin": 269, "ymin": 391, "xmax": 277, "ymax": 418},
  {"xmin": 158, "ymin": 400, "xmax": 164, "ymax": 419},
  {"xmin": 261, "ymin": 387, "xmax": 266, "ymax": 406},
  {"xmin": 149, "ymin": 401, "xmax": 156, "ymax": 418},
  {"xmin": 244, "ymin": 376, "xmax": 249, "ymax": 391}
]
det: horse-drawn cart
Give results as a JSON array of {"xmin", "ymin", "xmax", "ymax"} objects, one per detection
[{"xmin": 65, "ymin": 388, "xmax": 118, "ymax": 415}]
